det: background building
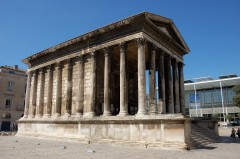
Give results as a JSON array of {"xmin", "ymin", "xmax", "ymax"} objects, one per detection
[
  {"xmin": 184, "ymin": 75, "xmax": 240, "ymax": 123},
  {"xmin": 0, "ymin": 65, "xmax": 27, "ymax": 131}
]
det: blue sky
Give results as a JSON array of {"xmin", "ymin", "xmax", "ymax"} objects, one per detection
[{"xmin": 0, "ymin": 0, "xmax": 240, "ymax": 80}]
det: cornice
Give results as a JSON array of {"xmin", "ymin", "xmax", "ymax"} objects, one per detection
[{"xmin": 23, "ymin": 12, "xmax": 188, "ymax": 69}]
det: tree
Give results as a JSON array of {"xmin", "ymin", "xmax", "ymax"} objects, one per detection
[
  {"xmin": 225, "ymin": 114, "xmax": 233, "ymax": 121},
  {"xmin": 233, "ymin": 85, "xmax": 240, "ymax": 108},
  {"xmin": 212, "ymin": 113, "xmax": 219, "ymax": 120}
]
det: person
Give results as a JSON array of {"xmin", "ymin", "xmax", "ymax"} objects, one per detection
[
  {"xmin": 237, "ymin": 128, "xmax": 240, "ymax": 140},
  {"xmin": 231, "ymin": 127, "xmax": 236, "ymax": 141}
]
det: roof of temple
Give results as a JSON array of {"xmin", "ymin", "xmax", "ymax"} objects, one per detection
[{"xmin": 23, "ymin": 12, "xmax": 190, "ymax": 66}]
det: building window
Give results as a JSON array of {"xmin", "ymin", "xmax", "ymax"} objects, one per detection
[
  {"xmin": 9, "ymin": 70, "xmax": 15, "ymax": 74},
  {"xmin": 7, "ymin": 81, "xmax": 14, "ymax": 91},
  {"xmin": 5, "ymin": 99, "xmax": 12, "ymax": 108}
]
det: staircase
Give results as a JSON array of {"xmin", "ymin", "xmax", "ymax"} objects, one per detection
[{"xmin": 190, "ymin": 124, "xmax": 220, "ymax": 148}]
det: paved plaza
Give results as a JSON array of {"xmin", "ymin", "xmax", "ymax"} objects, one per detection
[{"xmin": 0, "ymin": 127, "xmax": 239, "ymax": 159}]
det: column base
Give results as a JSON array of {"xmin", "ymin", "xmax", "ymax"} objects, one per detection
[
  {"xmin": 76, "ymin": 113, "xmax": 83, "ymax": 117},
  {"xmin": 102, "ymin": 111, "xmax": 111, "ymax": 117},
  {"xmin": 53, "ymin": 113, "xmax": 61, "ymax": 118},
  {"xmin": 149, "ymin": 111, "xmax": 157, "ymax": 115},
  {"xmin": 83, "ymin": 112, "xmax": 95, "ymax": 118},
  {"xmin": 29, "ymin": 114, "xmax": 35, "ymax": 118},
  {"xmin": 64, "ymin": 113, "xmax": 71, "ymax": 118},
  {"xmin": 117, "ymin": 111, "xmax": 128, "ymax": 116},
  {"xmin": 36, "ymin": 114, "xmax": 43, "ymax": 118},
  {"xmin": 136, "ymin": 111, "xmax": 147, "ymax": 117},
  {"xmin": 43, "ymin": 114, "xmax": 51, "ymax": 118}
]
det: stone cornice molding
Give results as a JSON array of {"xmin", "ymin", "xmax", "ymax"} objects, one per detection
[
  {"xmin": 27, "ymin": 32, "xmax": 183, "ymax": 71},
  {"xmin": 23, "ymin": 12, "xmax": 189, "ymax": 68}
]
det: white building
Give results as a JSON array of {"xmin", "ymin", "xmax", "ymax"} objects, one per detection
[{"xmin": 184, "ymin": 75, "xmax": 240, "ymax": 123}]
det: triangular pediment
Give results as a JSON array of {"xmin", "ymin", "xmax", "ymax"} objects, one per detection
[{"xmin": 145, "ymin": 12, "xmax": 190, "ymax": 53}]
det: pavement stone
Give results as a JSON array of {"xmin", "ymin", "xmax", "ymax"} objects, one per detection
[{"xmin": 0, "ymin": 127, "xmax": 240, "ymax": 159}]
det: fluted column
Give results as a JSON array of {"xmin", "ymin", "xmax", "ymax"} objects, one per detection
[
  {"xmin": 173, "ymin": 59, "xmax": 180, "ymax": 113},
  {"xmin": 55, "ymin": 62, "xmax": 62, "ymax": 117},
  {"xmin": 46, "ymin": 65, "xmax": 53, "ymax": 117},
  {"xmin": 30, "ymin": 70, "xmax": 37, "ymax": 118},
  {"xmin": 65, "ymin": 60, "xmax": 73, "ymax": 117},
  {"xmin": 87, "ymin": 51, "xmax": 96, "ymax": 117},
  {"xmin": 136, "ymin": 38, "xmax": 147, "ymax": 116},
  {"xmin": 119, "ymin": 42, "xmax": 128, "ymax": 116},
  {"xmin": 36, "ymin": 68, "xmax": 45, "ymax": 117},
  {"xmin": 149, "ymin": 44, "xmax": 157, "ymax": 114},
  {"xmin": 167, "ymin": 56, "xmax": 174, "ymax": 113},
  {"xmin": 158, "ymin": 50, "xmax": 166, "ymax": 114},
  {"xmin": 76, "ymin": 56, "xmax": 84, "ymax": 117},
  {"xmin": 23, "ymin": 70, "xmax": 32, "ymax": 118},
  {"xmin": 103, "ymin": 47, "xmax": 112, "ymax": 116},
  {"xmin": 178, "ymin": 62, "xmax": 185, "ymax": 115}
]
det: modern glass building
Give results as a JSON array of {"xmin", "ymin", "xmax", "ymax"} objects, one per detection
[{"xmin": 184, "ymin": 75, "xmax": 240, "ymax": 123}]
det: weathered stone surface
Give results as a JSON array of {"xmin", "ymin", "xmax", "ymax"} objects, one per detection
[{"xmin": 17, "ymin": 12, "xmax": 203, "ymax": 149}]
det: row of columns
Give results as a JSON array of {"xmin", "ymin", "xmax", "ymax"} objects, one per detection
[
  {"xmin": 150, "ymin": 46, "xmax": 185, "ymax": 115},
  {"xmin": 23, "ymin": 37, "xmax": 185, "ymax": 118}
]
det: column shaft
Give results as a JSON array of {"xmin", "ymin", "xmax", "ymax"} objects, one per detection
[
  {"xmin": 149, "ymin": 45, "xmax": 156, "ymax": 114},
  {"xmin": 173, "ymin": 60, "xmax": 180, "ymax": 113},
  {"xmin": 31, "ymin": 71, "xmax": 37, "ymax": 117},
  {"xmin": 76, "ymin": 57, "xmax": 84, "ymax": 116},
  {"xmin": 23, "ymin": 71, "xmax": 32, "ymax": 118},
  {"xmin": 46, "ymin": 65, "xmax": 53, "ymax": 117},
  {"xmin": 55, "ymin": 62, "xmax": 62, "ymax": 117},
  {"xmin": 167, "ymin": 56, "xmax": 174, "ymax": 113},
  {"xmin": 137, "ymin": 38, "xmax": 147, "ymax": 115},
  {"xmin": 119, "ymin": 42, "xmax": 128, "ymax": 116},
  {"xmin": 65, "ymin": 60, "xmax": 73, "ymax": 117},
  {"xmin": 88, "ymin": 52, "xmax": 96, "ymax": 117},
  {"xmin": 37, "ymin": 68, "xmax": 45, "ymax": 117},
  {"xmin": 103, "ymin": 48, "xmax": 112, "ymax": 116},
  {"xmin": 158, "ymin": 51, "xmax": 166, "ymax": 114},
  {"xmin": 179, "ymin": 63, "xmax": 186, "ymax": 115}
]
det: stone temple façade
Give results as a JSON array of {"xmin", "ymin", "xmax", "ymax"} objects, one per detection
[{"xmin": 17, "ymin": 12, "xmax": 217, "ymax": 149}]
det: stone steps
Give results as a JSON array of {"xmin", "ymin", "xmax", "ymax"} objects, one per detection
[{"xmin": 190, "ymin": 124, "xmax": 219, "ymax": 148}]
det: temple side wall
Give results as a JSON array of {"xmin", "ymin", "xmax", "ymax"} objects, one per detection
[{"xmin": 17, "ymin": 118, "xmax": 190, "ymax": 149}]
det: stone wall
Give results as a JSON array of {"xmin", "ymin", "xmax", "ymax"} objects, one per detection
[{"xmin": 17, "ymin": 117, "xmax": 190, "ymax": 149}]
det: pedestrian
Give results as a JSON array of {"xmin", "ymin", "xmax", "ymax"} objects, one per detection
[
  {"xmin": 231, "ymin": 127, "xmax": 236, "ymax": 141},
  {"xmin": 237, "ymin": 128, "xmax": 240, "ymax": 140}
]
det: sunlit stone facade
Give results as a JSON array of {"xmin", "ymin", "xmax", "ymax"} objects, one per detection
[{"xmin": 17, "ymin": 12, "xmax": 204, "ymax": 149}]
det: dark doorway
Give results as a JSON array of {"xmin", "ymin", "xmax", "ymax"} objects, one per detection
[{"xmin": 1, "ymin": 121, "xmax": 11, "ymax": 131}]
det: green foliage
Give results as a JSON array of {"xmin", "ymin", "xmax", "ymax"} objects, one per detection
[
  {"xmin": 212, "ymin": 113, "xmax": 219, "ymax": 120},
  {"xmin": 237, "ymin": 113, "xmax": 240, "ymax": 118},
  {"xmin": 225, "ymin": 114, "xmax": 233, "ymax": 120},
  {"xmin": 233, "ymin": 85, "xmax": 240, "ymax": 107}
]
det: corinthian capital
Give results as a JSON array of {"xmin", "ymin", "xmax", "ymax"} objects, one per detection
[
  {"xmin": 103, "ymin": 47, "xmax": 112, "ymax": 57},
  {"xmin": 136, "ymin": 37, "xmax": 146, "ymax": 46},
  {"xmin": 119, "ymin": 42, "xmax": 127, "ymax": 52}
]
